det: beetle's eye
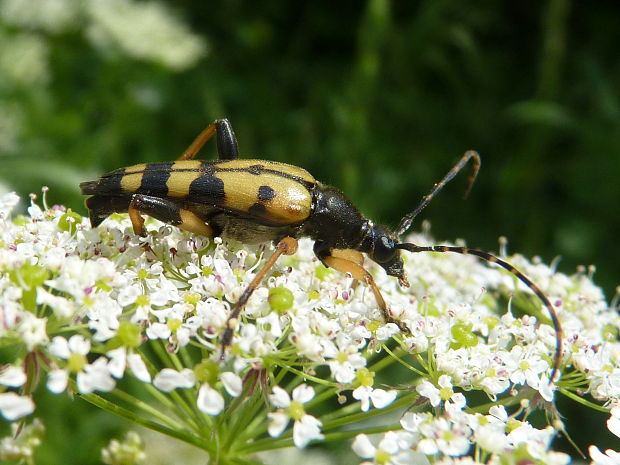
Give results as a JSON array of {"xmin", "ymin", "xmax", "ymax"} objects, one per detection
[{"xmin": 373, "ymin": 235, "xmax": 396, "ymax": 263}]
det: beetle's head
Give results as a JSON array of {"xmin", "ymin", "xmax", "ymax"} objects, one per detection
[{"xmin": 363, "ymin": 223, "xmax": 409, "ymax": 287}]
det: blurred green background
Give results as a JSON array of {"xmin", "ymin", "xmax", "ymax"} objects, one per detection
[{"xmin": 1, "ymin": 0, "xmax": 619, "ymax": 463}]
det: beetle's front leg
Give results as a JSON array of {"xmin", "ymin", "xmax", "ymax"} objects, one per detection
[
  {"xmin": 128, "ymin": 194, "xmax": 213, "ymax": 237},
  {"xmin": 177, "ymin": 118, "xmax": 239, "ymax": 161},
  {"xmin": 315, "ymin": 244, "xmax": 408, "ymax": 333},
  {"xmin": 220, "ymin": 237, "xmax": 298, "ymax": 356}
]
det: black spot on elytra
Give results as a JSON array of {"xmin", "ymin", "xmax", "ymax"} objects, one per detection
[
  {"xmin": 189, "ymin": 174, "xmax": 225, "ymax": 204},
  {"xmin": 257, "ymin": 185, "xmax": 275, "ymax": 201},
  {"xmin": 248, "ymin": 202, "xmax": 267, "ymax": 217},
  {"xmin": 140, "ymin": 162, "xmax": 173, "ymax": 196}
]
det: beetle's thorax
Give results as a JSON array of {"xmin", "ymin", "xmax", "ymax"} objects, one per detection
[{"xmin": 301, "ymin": 183, "xmax": 370, "ymax": 249}]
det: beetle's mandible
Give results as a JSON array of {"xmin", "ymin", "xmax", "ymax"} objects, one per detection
[{"xmin": 80, "ymin": 119, "xmax": 562, "ymax": 381}]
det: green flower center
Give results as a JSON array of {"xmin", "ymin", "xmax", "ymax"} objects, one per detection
[
  {"xmin": 68, "ymin": 353, "xmax": 87, "ymax": 373},
  {"xmin": 287, "ymin": 400, "xmax": 305, "ymax": 421}
]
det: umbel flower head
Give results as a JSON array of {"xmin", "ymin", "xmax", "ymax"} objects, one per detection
[{"xmin": 0, "ymin": 190, "xmax": 619, "ymax": 464}]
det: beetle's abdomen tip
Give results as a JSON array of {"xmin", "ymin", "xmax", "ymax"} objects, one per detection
[{"xmin": 79, "ymin": 180, "xmax": 99, "ymax": 195}]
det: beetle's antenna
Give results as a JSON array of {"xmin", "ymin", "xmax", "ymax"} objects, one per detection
[
  {"xmin": 396, "ymin": 242, "xmax": 562, "ymax": 383},
  {"xmin": 396, "ymin": 151, "xmax": 481, "ymax": 237}
]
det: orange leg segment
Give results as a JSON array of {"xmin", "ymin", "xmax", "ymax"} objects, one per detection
[
  {"xmin": 322, "ymin": 254, "xmax": 407, "ymax": 332},
  {"xmin": 220, "ymin": 237, "xmax": 298, "ymax": 355}
]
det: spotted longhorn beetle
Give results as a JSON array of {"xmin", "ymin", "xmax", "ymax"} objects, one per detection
[{"xmin": 80, "ymin": 119, "xmax": 562, "ymax": 380}]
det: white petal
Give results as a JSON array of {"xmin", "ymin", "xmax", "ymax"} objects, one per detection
[
  {"xmin": 588, "ymin": 445, "xmax": 620, "ymax": 464},
  {"xmin": 220, "ymin": 372, "xmax": 242, "ymax": 397},
  {"xmin": 438, "ymin": 375, "xmax": 452, "ymax": 389},
  {"xmin": 329, "ymin": 361, "xmax": 355, "ymax": 384},
  {"xmin": 107, "ymin": 347, "xmax": 127, "ymax": 378},
  {"xmin": 267, "ymin": 411, "xmax": 289, "ymax": 438},
  {"xmin": 378, "ymin": 431, "xmax": 402, "ymax": 454},
  {"xmin": 446, "ymin": 392, "xmax": 467, "ymax": 410},
  {"xmin": 293, "ymin": 414, "xmax": 323, "ymax": 448},
  {"xmin": 489, "ymin": 405, "xmax": 508, "ymax": 422},
  {"xmin": 401, "ymin": 412, "xmax": 429, "ymax": 432},
  {"xmin": 153, "ymin": 368, "xmax": 195, "ymax": 392},
  {"xmin": 47, "ymin": 369, "xmax": 69, "ymax": 394},
  {"xmin": 127, "ymin": 353, "xmax": 151, "ymax": 382},
  {"xmin": 538, "ymin": 378, "xmax": 555, "ymax": 402},
  {"xmin": 291, "ymin": 384, "xmax": 314, "ymax": 404},
  {"xmin": 269, "ymin": 386, "xmax": 291, "ymax": 408},
  {"xmin": 352, "ymin": 434, "xmax": 376, "ymax": 458},
  {"xmin": 352, "ymin": 386, "xmax": 371, "ymax": 412},
  {"xmin": 416, "ymin": 380, "xmax": 440, "ymax": 407},
  {"xmin": 146, "ymin": 322, "xmax": 171, "ymax": 340},
  {"xmin": 608, "ymin": 414, "xmax": 620, "ymax": 439},
  {"xmin": 417, "ymin": 438, "xmax": 439, "ymax": 455},
  {"xmin": 0, "ymin": 392, "xmax": 35, "ymax": 420},
  {"xmin": 197, "ymin": 384, "xmax": 224, "ymax": 415},
  {"xmin": 48, "ymin": 336, "xmax": 70, "ymax": 359},
  {"xmin": 0, "ymin": 366, "xmax": 27, "ymax": 387},
  {"xmin": 68, "ymin": 334, "xmax": 91, "ymax": 355},
  {"xmin": 371, "ymin": 389, "xmax": 398, "ymax": 409}
]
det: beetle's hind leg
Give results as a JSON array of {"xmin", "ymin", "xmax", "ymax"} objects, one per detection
[
  {"xmin": 319, "ymin": 248, "xmax": 408, "ymax": 333},
  {"xmin": 220, "ymin": 237, "xmax": 298, "ymax": 355},
  {"xmin": 128, "ymin": 194, "xmax": 213, "ymax": 237},
  {"xmin": 177, "ymin": 119, "xmax": 239, "ymax": 161}
]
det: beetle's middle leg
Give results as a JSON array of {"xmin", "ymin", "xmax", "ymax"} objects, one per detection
[
  {"xmin": 220, "ymin": 237, "xmax": 298, "ymax": 354},
  {"xmin": 177, "ymin": 118, "xmax": 239, "ymax": 161},
  {"xmin": 128, "ymin": 194, "xmax": 213, "ymax": 237},
  {"xmin": 320, "ymin": 249, "xmax": 408, "ymax": 333}
]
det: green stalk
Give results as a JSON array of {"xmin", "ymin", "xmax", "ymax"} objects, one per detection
[{"xmin": 75, "ymin": 386, "xmax": 213, "ymax": 453}]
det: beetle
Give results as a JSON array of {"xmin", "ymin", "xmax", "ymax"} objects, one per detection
[{"xmin": 80, "ymin": 119, "xmax": 562, "ymax": 380}]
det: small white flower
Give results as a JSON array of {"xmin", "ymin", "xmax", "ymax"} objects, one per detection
[
  {"xmin": 506, "ymin": 346, "xmax": 549, "ymax": 390},
  {"xmin": 268, "ymin": 384, "xmax": 324, "ymax": 448},
  {"xmin": 17, "ymin": 313, "xmax": 48, "ymax": 350},
  {"xmin": 325, "ymin": 337, "xmax": 366, "ymax": 384},
  {"xmin": 47, "ymin": 335, "xmax": 115, "ymax": 394},
  {"xmin": 416, "ymin": 375, "xmax": 461, "ymax": 410},
  {"xmin": 0, "ymin": 418, "xmax": 44, "ymax": 461},
  {"xmin": 85, "ymin": 0, "xmax": 206, "ymax": 71},
  {"xmin": 101, "ymin": 431, "xmax": 146, "ymax": 465},
  {"xmin": 417, "ymin": 417, "xmax": 471, "ymax": 456}
]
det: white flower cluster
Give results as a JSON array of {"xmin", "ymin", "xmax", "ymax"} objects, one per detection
[
  {"xmin": 85, "ymin": 0, "xmax": 207, "ymax": 71},
  {"xmin": 0, "ymin": 191, "xmax": 618, "ymax": 464},
  {"xmin": 0, "ymin": 0, "xmax": 206, "ymax": 75}
]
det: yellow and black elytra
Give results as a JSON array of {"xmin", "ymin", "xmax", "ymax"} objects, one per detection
[{"xmin": 81, "ymin": 119, "xmax": 563, "ymax": 381}]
